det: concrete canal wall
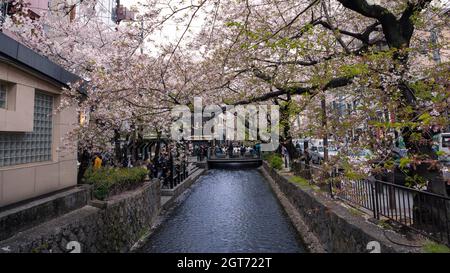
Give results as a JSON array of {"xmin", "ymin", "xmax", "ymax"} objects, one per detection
[
  {"xmin": 160, "ymin": 168, "xmax": 206, "ymax": 210},
  {"xmin": 260, "ymin": 162, "xmax": 421, "ymax": 253}
]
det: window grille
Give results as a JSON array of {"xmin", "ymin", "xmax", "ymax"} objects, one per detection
[
  {"xmin": 0, "ymin": 83, "xmax": 6, "ymax": 109},
  {"xmin": 0, "ymin": 91, "xmax": 53, "ymax": 167}
]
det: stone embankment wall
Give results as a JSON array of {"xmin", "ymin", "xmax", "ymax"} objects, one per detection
[
  {"xmin": 261, "ymin": 162, "xmax": 421, "ymax": 253},
  {"xmin": 0, "ymin": 180, "xmax": 161, "ymax": 253}
]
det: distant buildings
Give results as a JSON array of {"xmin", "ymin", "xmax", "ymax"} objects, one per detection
[{"xmin": 1, "ymin": 0, "xmax": 135, "ymax": 28}]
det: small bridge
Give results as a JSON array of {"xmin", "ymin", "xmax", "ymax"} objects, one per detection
[{"xmin": 207, "ymin": 151, "xmax": 262, "ymax": 169}]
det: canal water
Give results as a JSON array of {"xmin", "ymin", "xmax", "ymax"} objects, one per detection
[{"xmin": 140, "ymin": 169, "xmax": 306, "ymax": 253}]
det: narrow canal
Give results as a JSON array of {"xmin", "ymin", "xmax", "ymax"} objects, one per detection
[{"xmin": 140, "ymin": 169, "xmax": 306, "ymax": 253}]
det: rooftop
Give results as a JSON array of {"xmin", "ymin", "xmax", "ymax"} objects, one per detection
[{"xmin": 0, "ymin": 32, "xmax": 80, "ymax": 88}]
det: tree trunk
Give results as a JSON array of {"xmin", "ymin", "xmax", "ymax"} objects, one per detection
[{"xmin": 279, "ymin": 99, "xmax": 299, "ymax": 161}]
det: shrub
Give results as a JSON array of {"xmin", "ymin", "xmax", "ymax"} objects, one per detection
[
  {"xmin": 269, "ymin": 154, "xmax": 283, "ymax": 170},
  {"xmin": 84, "ymin": 167, "xmax": 148, "ymax": 200},
  {"xmin": 422, "ymin": 242, "xmax": 450, "ymax": 253}
]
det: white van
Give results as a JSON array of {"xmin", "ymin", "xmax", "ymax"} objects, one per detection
[
  {"xmin": 438, "ymin": 132, "xmax": 450, "ymax": 162},
  {"xmin": 308, "ymin": 139, "xmax": 338, "ymax": 164}
]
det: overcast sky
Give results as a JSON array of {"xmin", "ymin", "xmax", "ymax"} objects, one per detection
[
  {"xmin": 119, "ymin": 0, "xmax": 450, "ymax": 54},
  {"xmin": 121, "ymin": 0, "xmax": 205, "ymax": 43}
]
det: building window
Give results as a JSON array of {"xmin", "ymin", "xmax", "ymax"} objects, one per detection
[
  {"xmin": 0, "ymin": 83, "xmax": 6, "ymax": 108},
  {"xmin": 0, "ymin": 91, "xmax": 53, "ymax": 167}
]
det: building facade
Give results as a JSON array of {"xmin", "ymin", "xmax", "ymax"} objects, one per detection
[{"xmin": 0, "ymin": 32, "xmax": 78, "ymax": 207}]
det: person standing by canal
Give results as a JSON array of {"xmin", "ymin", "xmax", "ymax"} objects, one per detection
[
  {"xmin": 255, "ymin": 143, "xmax": 261, "ymax": 158},
  {"xmin": 240, "ymin": 145, "xmax": 246, "ymax": 157},
  {"xmin": 199, "ymin": 145, "xmax": 204, "ymax": 161},
  {"xmin": 203, "ymin": 144, "xmax": 208, "ymax": 160},
  {"xmin": 155, "ymin": 154, "xmax": 164, "ymax": 179},
  {"xmin": 281, "ymin": 145, "xmax": 288, "ymax": 169},
  {"xmin": 228, "ymin": 142, "xmax": 234, "ymax": 158},
  {"xmin": 77, "ymin": 149, "xmax": 91, "ymax": 182},
  {"xmin": 147, "ymin": 159, "xmax": 157, "ymax": 179},
  {"xmin": 194, "ymin": 144, "xmax": 199, "ymax": 161},
  {"xmin": 93, "ymin": 154, "xmax": 103, "ymax": 170}
]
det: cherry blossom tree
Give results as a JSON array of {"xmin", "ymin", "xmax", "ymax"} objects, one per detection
[
  {"xmin": 183, "ymin": 0, "xmax": 449, "ymax": 191},
  {"xmin": 4, "ymin": 0, "xmax": 204, "ymax": 161},
  {"xmin": 3, "ymin": 0, "xmax": 449, "ymax": 191}
]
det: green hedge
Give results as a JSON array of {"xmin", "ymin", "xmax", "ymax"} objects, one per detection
[
  {"xmin": 263, "ymin": 152, "xmax": 283, "ymax": 170},
  {"xmin": 270, "ymin": 154, "xmax": 283, "ymax": 170},
  {"xmin": 83, "ymin": 167, "xmax": 148, "ymax": 200}
]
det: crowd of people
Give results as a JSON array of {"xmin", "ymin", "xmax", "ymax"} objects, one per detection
[
  {"xmin": 79, "ymin": 141, "xmax": 266, "ymax": 185},
  {"xmin": 78, "ymin": 144, "xmax": 188, "ymax": 187},
  {"xmin": 210, "ymin": 142, "xmax": 261, "ymax": 158},
  {"xmin": 193, "ymin": 144, "xmax": 208, "ymax": 161}
]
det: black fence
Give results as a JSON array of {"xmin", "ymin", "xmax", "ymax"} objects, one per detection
[
  {"xmin": 330, "ymin": 176, "xmax": 450, "ymax": 246},
  {"xmin": 292, "ymin": 161, "xmax": 332, "ymax": 184},
  {"xmin": 162, "ymin": 160, "xmax": 189, "ymax": 189}
]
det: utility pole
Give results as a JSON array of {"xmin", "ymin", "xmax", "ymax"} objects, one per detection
[
  {"xmin": 321, "ymin": 92, "xmax": 328, "ymax": 163},
  {"xmin": 115, "ymin": 0, "xmax": 120, "ymax": 24}
]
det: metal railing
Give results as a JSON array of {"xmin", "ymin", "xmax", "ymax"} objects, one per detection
[
  {"xmin": 162, "ymin": 160, "xmax": 188, "ymax": 189},
  {"xmin": 330, "ymin": 176, "xmax": 450, "ymax": 246},
  {"xmin": 292, "ymin": 161, "xmax": 331, "ymax": 184}
]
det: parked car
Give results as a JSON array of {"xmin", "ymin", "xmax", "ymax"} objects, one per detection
[
  {"xmin": 310, "ymin": 145, "xmax": 339, "ymax": 164},
  {"xmin": 442, "ymin": 162, "xmax": 450, "ymax": 196},
  {"xmin": 295, "ymin": 141, "xmax": 304, "ymax": 154},
  {"xmin": 437, "ymin": 132, "xmax": 450, "ymax": 162},
  {"xmin": 347, "ymin": 149, "xmax": 375, "ymax": 164},
  {"xmin": 392, "ymin": 147, "xmax": 408, "ymax": 165}
]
